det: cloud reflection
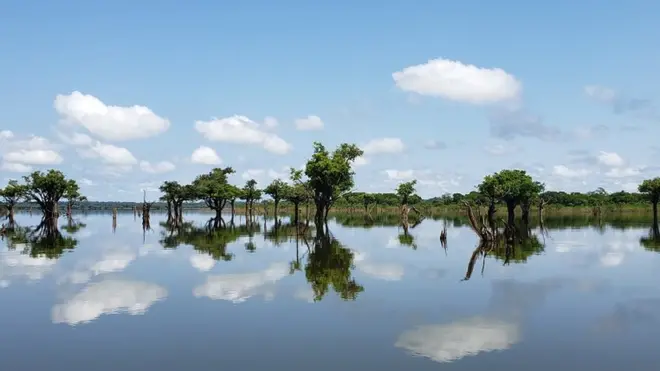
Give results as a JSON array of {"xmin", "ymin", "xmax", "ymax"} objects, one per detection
[
  {"xmin": 0, "ymin": 246, "xmax": 57, "ymax": 287},
  {"xmin": 395, "ymin": 317, "xmax": 520, "ymax": 363},
  {"xmin": 193, "ymin": 263, "xmax": 289, "ymax": 303},
  {"xmin": 52, "ymin": 279, "xmax": 168, "ymax": 325}
]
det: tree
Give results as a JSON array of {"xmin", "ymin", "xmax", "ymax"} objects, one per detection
[
  {"xmin": 264, "ymin": 179, "xmax": 287, "ymax": 216},
  {"xmin": 639, "ymin": 178, "xmax": 660, "ymax": 226},
  {"xmin": 396, "ymin": 180, "xmax": 417, "ymax": 206},
  {"xmin": 0, "ymin": 179, "xmax": 26, "ymax": 225},
  {"xmin": 159, "ymin": 181, "xmax": 179, "ymax": 221},
  {"xmin": 240, "ymin": 179, "xmax": 262, "ymax": 215},
  {"xmin": 64, "ymin": 179, "xmax": 87, "ymax": 217},
  {"xmin": 479, "ymin": 169, "xmax": 538, "ymax": 227},
  {"xmin": 304, "ymin": 142, "xmax": 363, "ymax": 222},
  {"xmin": 191, "ymin": 167, "xmax": 235, "ymax": 220},
  {"xmin": 519, "ymin": 180, "xmax": 545, "ymax": 225},
  {"xmin": 285, "ymin": 169, "xmax": 311, "ymax": 226},
  {"xmin": 23, "ymin": 170, "xmax": 81, "ymax": 220},
  {"xmin": 477, "ymin": 174, "xmax": 503, "ymax": 228}
]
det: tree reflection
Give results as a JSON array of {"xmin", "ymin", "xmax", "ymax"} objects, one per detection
[
  {"xmin": 639, "ymin": 223, "xmax": 660, "ymax": 252},
  {"xmin": 2, "ymin": 218, "xmax": 79, "ymax": 259},
  {"xmin": 302, "ymin": 223, "xmax": 363, "ymax": 302},
  {"xmin": 333, "ymin": 213, "xmax": 400, "ymax": 228},
  {"xmin": 159, "ymin": 218, "xmax": 261, "ymax": 261}
]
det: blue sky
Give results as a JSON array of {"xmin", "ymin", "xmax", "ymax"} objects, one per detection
[{"xmin": 1, "ymin": 0, "xmax": 660, "ymax": 201}]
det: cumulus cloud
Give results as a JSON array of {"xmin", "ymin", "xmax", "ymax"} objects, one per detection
[
  {"xmin": 353, "ymin": 156, "xmax": 370, "ymax": 167},
  {"xmin": 195, "ymin": 115, "xmax": 291, "ymax": 154},
  {"xmin": 193, "ymin": 263, "xmax": 289, "ymax": 303},
  {"xmin": 139, "ymin": 160, "xmax": 176, "ymax": 174},
  {"xmin": 3, "ymin": 149, "xmax": 63, "ymax": 165},
  {"xmin": 395, "ymin": 317, "xmax": 520, "ymax": 363},
  {"xmin": 0, "ymin": 133, "xmax": 62, "ymax": 171},
  {"xmin": 384, "ymin": 169, "xmax": 416, "ymax": 181},
  {"xmin": 361, "ymin": 138, "xmax": 405, "ymax": 155},
  {"xmin": 552, "ymin": 165, "xmax": 591, "ymax": 178},
  {"xmin": 54, "ymin": 91, "xmax": 170, "ymax": 141},
  {"xmin": 191, "ymin": 146, "xmax": 222, "ymax": 165},
  {"xmin": 294, "ymin": 115, "xmax": 324, "ymax": 131},
  {"xmin": 79, "ymin": 141, "xmax": 138, "ymax": 166},
  {"xmin": 597, "ymin": 151, "xmax": 625, "ymax": 167},
  {"xmin": 392, "ymin": 58, "xmax": 521, "ymax": 104},
  {"xmin": 51, "ymin": 279, "xmax": 168, "ymax": 325},
  {"xmin": 263, "ymin": 116, "xmax": 279, "ymax": 128}
]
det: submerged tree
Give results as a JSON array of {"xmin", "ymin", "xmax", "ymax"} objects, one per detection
[
  {"xmin": 4, "ymin": 222, "xmax": 78, "ymax": 259},
  {"xmin": 396, "ymin": 179, "xmax": 418, "ymax": 222},
  {"xmin": 0, "ymin": 180, "xmax": 26, "ymax": 225},
  {"xmin": 23, "ymin": 170, "xmax": 82, "ymax": 222},
  {"xmin": 240, "ymin": 179, "xmax": 262, "ymax": 215},
  {"xmin": 64, "ymin": 179, "xmax": 87, "ymax": 217},
  {"xmin": 478, "ymin": 169, "xmax": 539, "ymax": 227},
  {"xmin": 191, "ymin": 167, "xmax": 235, "ymax": 220},
  {"xmin": 264, "ymin": 179, "xmax": 287, "ymax": 216},
  {"xmin": 639, "ymin": 178, "xmax": 660, "ymax": 226},
  {"xmin": 285, "ymin": 169, "xmax": 311, "ymax": 226},
  {"xmin": 304, "ymin": 142, "xmax": 363, "ymax": 222}
]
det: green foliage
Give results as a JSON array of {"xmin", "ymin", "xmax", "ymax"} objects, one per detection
[
  {"xmin": 284, "ymin": 168, "xmax": 311, "ymax": 205},
  {"xmin": 4, "ymin": 223, "xmax": 78, "ymax": 259},
  {"xmin": 22, "ymin": 170, "xmax": 82, "ymax": 216},
  {"xmin": 304, "ymin": 141, "xmax": 363, "ymax": 214},
  {"xmin": 191, "ymin": 167, "xmax": 236, "ymax": 211},
  {"xmin": 0, "ymin": 179, "xmax": 27, "ymax": 207},
  {"xmin": 264, "ymin": 179, "xmax": 287, "ymax": 204},
  {"xmin": 396, "ymin": 180, "xmax": 417, "ymax": 205},
  {"xmin": 304, "ymin": 234, "xmax": 363, "ymax": 301},
  {"xmin": 638, "ymin": 178, "xmax": 660, "ymax": 203},
  {"xmin": 240, "ymin": 179, "xmax": 262, "ymax": 203}
]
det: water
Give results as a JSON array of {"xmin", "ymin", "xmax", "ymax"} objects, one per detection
[{"xmin": 2, "ymin": 212, "xmax": 660, "ymax": 370}]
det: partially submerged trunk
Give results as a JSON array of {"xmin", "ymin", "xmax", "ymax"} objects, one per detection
[{"xmin": 506, "ymin": 201, "xmax": 516, "ymax": 227}]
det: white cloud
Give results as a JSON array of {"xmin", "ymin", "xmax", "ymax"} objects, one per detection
[
  {"xmin": 263, "ymin": 116, "xmax": 278, "ymax": 128},
  {"xmin": 193, "ymin": 263, "xmax": 289, "ymax": 303},
  {"xmin": 0, "ymin": 162, "xmax": 33, "ymax": 172},
  {"xmin": 597, "ymin": 151, "xmax": 625, "ymax": 167},
  {"xmin": 81, "ymin": 141, "xmax": 138, "ymax": 166},
  {"xmin": 384, "ymin": 169, "xmax": 416, "ymax": 181},
  {"xmin": 395, "ymin": 317, "xmax": 520, "ymax": 363},
  {"xmin": 191, "ymin": 146, "xmax": 222, "ymax": 165},
  {"xmin": 54, "ymin": 91, "xmax": 170, "ymax": 141},
  {"xmin": 190, "ymin": 254, "xmax": 216, "ymax": 272},
  {"xmin": 3, "ymin": 149, "xmax": 63, "ymax": 165},
  {"xmin": 195, "ymin": 115, "xmax": 291, "ymax": 154},
  {"xmin": 139, "ymin": 160, "xmax": 175, "ymax": 174},
  {"xmin": 552, "ymin": 165, "xmax": 591, "ymax": 178},
  {"xmin": 362, "ymin": 138, "xmax": 405, "ymax": 155},
  {"xmin": 353, "ymin": 156, "xmax": 370, "ymax": 167},
  {"xmin": 605, "ymin": 167, "xmax": 642, "ymax": 178},
  {"xmin": 0, "ymin": 130, "xmax": 14, "ymax": 139},
  {"xmin": 51, "ymin": 279, "xmax": 168, "ymax": 325},
  {"xmin": 392, "ymin": 58, "xmax": 521, "ymax": 104},
  {"xmin": 242, "ymin": 169, "xmax": 265, "ymax": 180},
  {"xmin": 294, "ymin": 115, "xmax": 324, "ymax": 131}
]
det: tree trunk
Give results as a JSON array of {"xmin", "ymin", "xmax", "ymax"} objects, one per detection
[
  {"xmin": 215, "ymin": 208, "xmax": 222, "ymax": 221},
  {"xmin": 8, "ymin": 206, "xmax": 15, "ymax": 226},
  {"xmin": 506, "ymin": 201, "xmax": 516, "ymax": 227},
  {"xmin": 487, "ymin": 201, "xmax": 496, "ymax": 230},
  {"xmin": 274, "ymin": 199, "xmax": 279, "ymax": 216},
  {"xmin": 521, "ymin": 201, "xmax": 531, "ymax": 225},
  {"xmin": 653, "ymin": 200, "xmax": 658, "ymax": 228},
  {"xmin": 294, "ymin": 202, "xmax": 300, "ymax": 226},
  {"xmin": 231, "ymin": 200, "xmax": 235, "ymax": 216}
]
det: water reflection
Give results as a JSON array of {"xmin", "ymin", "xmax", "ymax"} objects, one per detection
[
  {"xmin": 2, "ymin": 211, "xmax": 660, "ymax": 369},
  {"xmin": 52, "ymin": 279, "xmax": 168, "ymax": 325}
]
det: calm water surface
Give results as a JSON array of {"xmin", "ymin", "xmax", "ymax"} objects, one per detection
[{"xmin": 2, "ymin": 212, "xmax": 660, "ymax": 370}]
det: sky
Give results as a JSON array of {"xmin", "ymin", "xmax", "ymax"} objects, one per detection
[{"xmin": 1, "ymin": 0, "xmax": 660, "ymax": 201}]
